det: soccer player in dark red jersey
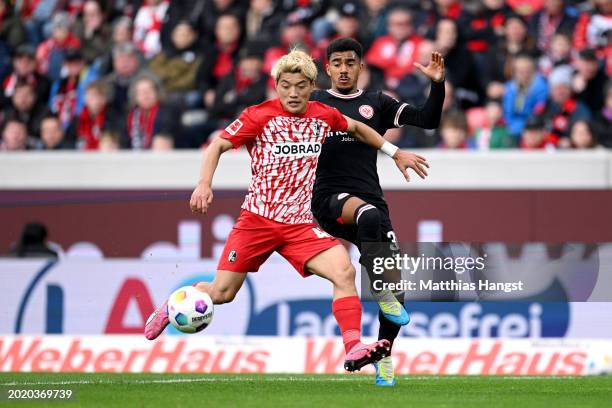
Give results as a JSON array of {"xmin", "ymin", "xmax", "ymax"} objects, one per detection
[
  {"xmin": 145, "ymin": 50, "xmax": 429, "ymax": 372},
  {"xmin": 310, "ymin": 38, "xmax": 445, "ymax": 385}
]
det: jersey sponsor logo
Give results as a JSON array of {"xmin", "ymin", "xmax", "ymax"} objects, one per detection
[
  {"xmin": 228, "ymin": 250, "xmax": 237, "ymax": 262},
  {"xmin": 359, "ymin": 105, "xmax": 374, "ymax": 119},
  {"xmin": 272, "ymin": 142, "xmax": 322, "ymax": 157},
  {"xmin": 226, "ymin": 119, "xmax": 243, "ymax": 135}
]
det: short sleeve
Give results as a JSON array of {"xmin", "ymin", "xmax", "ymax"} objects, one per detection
[
  {"xmin": 219, "ymin": 107, "xmax": 261, "ymax": 148},
  {"xmin": 379, "ymin": 92, "xmax": 408, "ymax": 129},
  {"xmin": 327, "ymin": 106, "xmax": 349, "ymax": 132}
]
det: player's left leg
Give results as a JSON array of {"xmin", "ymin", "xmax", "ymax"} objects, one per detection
[{"xmin": 339, "ymin": 196, "xmax": 409, "ymax": 326}]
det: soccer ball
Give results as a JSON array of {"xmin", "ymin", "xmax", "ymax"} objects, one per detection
[{"xmin": 167, "ymin": 286, "xmax": 214, "ymax": 333}]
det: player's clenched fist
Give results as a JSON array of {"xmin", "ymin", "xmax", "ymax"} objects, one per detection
[
  {"xmin": 393, "ymin": 151, "xmax": 429, "ymax": 182},
  {"xmin": 190, "ymin": 183, "xmax": 214, "ymax": 214}
]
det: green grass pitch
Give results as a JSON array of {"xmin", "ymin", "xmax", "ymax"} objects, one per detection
[{"xmin": 1, "ymin": 373, "xmax": 611, "ymax": 407}]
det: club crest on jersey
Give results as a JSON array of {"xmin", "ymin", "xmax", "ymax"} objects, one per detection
[
  {"xmin": 273, "ymin": 142, "xmax": 321, "ymax": 157},
  {"xmin": 359, "ymin": 105, "xmax": 374, "ymax": 119},
  {"xmin": 228, "ymin": 250, "xmax": 237, "ymax": 262},
  {"xmin": 226, "ymin": 119, "xmax": 243, "ymax": 135}
]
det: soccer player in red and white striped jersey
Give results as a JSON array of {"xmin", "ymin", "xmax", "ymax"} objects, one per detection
[{"xmin": 145, "ymin": 50, "xmax": 429, "ymax": 372}]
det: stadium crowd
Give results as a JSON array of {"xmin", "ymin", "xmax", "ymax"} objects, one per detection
[{"xmin": 0, "ymin": 0, "xmax": 610, "ymax": 151}]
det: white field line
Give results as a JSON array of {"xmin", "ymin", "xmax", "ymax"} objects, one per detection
[{"xmin": 0, "ymin": 376, "xmax": 589, "ymax": 386}]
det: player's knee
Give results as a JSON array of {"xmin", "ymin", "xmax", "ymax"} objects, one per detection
[{"xmin": 355, "ymin": 204, "xmax": 381, "ymax": 241}]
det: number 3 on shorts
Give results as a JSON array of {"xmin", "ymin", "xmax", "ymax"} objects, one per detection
[{"xmin": 312, "ymin": 227, "xmax": 331, "ymax": 239}]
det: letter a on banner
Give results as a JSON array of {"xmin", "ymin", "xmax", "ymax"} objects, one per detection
[{"xmin": 105, "ymin": 279, "xmax": 155, "ymax": 333}]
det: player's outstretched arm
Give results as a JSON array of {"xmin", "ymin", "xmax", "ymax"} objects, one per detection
[
  {"xmin": 346, "ymin": 117, "xmax": 429, "ymax": 182},
  {"xmin": 190, "ymin": 137, "xmax": 234, "ymax": 214}
]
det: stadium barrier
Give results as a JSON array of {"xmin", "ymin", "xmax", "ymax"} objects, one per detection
[{"xmin": 1, "ymin": 336, "xmax": 611, "ymax": 375}]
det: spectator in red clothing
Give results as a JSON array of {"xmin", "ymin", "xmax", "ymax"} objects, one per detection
[
  {"xmin": 571, "ymin": 48, "xmax": 608, "ymax": 114},
  {"xmin": 262, "ymin": 8, "xmax": 318, "ymax": 91},
  {"xmin": 541, "ymin": 65, "xmax": 591, "ymax": 146},
  {"xmin": 67, "ymin": 80, "xmax": 120, "ymax": 150},
  {"xmin": 573, "ymin": 0, "xmax": 612, "ymax": 60},
  {"xmin": 133, "ymin": 0, "xmax": 170, "ymax": 59},
  {"xmin": 198, "ymin": 13, "xmax": 243, "ymax": 110},
  {"xmin": 520, "ymin": 117, "xmax": 555, "ymax": 149},
  {"xmin": 0, "ymin": 119, "xmax": 28, "ymax": 151},
  {"xmin": 1, "ymin": 45, "xmax": 50, "ymax": 110},
  {"xmin": 420, "ymin": 0, "xmax": 463, "ymax": 35},
  {"xmin": 528, "ymin": 0, "xmax": 577, "ymax": 54},
  {"xmin": 35, "ymin": 12, "xmax": 81, "ymax": 81},
  {"xmin": 365, "ymin": 6, "xmax": 423, "ymax": 90},
  {"xmin": 122, "ymin": 73, "xmax": 172, "ymax": 149}
]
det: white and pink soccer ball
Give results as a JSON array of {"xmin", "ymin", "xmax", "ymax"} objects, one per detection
[{"xmin": 167, "ymin": 286, "xmax": 214, "ymax": 333}]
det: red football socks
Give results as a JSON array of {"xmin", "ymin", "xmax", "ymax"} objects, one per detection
[{"xmin": 332, "ymin": 295, "xmax": 362, "ymax": 353}]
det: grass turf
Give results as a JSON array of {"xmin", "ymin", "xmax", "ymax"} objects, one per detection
[{"xmin": 0, "ymin": 373, "xmax": 611, "ymax": 408}]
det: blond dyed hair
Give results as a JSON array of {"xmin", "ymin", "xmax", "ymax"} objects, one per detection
[{"xmin": 271, "ymin": 49, "xmax": 317, "ymax": 83}]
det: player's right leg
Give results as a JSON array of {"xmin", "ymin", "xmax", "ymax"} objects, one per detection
[
  {"xmin": 144, "ymin": 269, "xmax": 247, "ymax": 340},
  {"xmin": 304, "ymin": 244, "xmax": 390, "ymax": 372}
]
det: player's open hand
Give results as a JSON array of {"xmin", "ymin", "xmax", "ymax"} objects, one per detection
[
  {"xmin": 393, "ymin": 151, "xmax": 429, "ymax": 182},
  {"xmin": 190, "ymin": 183, "xmax": 214, "ymax": 214},
  {"xmin": 413, "ymin": 52, "xmax": 445, "ymax": 83}
]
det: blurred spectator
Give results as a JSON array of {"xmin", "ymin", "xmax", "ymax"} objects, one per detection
[
  {"xmin": 199, "ymin": 13, "xmax": 243, "ymax": 109},
  {"xmin": 18, "ymin": 0, "xmax": 58, "ymax": 45},
  {"xmin": 1, "ymin": 45, "xmax": 51, "ymax": 108},
  {"xmin": 520, "ymin": 116, "xmax": 556, "ymax": 149},
  {"xmin": 104, "ymin": 43, "xmax": 143, "ymax": 115},
  {"xmin": 49, "ymin": 49, "xmax": 99, "ymax": 128},
  {"xmin": 397, "ymin": 40, "xmax": 437, "ymax": 106},
  {"xmin": 0, "ymin": 0, "xmax": 26, "ymax": 53},
  {"xmin": 0, "ymin": 119, "xmax": 28, "ymax": 151},
  {"xmin": 472, "ymin": 99, "xmax": 516, "ymax": 149},
  {"xmin": 539, "ymin": 32, "xmax": 573, "ymax": 76},
  {"xmin": 457, "ymin": 0, "xmax": 512, "ymax": 57},
  {"xmin": 421, "ymin": 0, "xmax": 463, "ymax": 32},
  {"xmin": 365, "ymin": 7, "xmax": 423, "ymax": 90},
  {"xmin": 6, "ymin": 222, "xmax": 58, "ymax": 258},
  {"xmin": 198, "ymin": 0, "xmax": 247, "ymax": 45},
  {"xmin": 593, "ymin": 81, "xmax": 612, "ymax": 148},
  {"xmin": 541, "ymin": 65, "xmax": 591, "ymax": 144},
  {"xmin": 503, "ymin": 54, "xmax": 549, "ymax": 139},
  {"xmin": 151, "ymin": 133, "xmax": 174, "ymax": 150},
  {"xmin": 38, "ymin": 114, "xmax": 73, "ymax": 150},
  {"xmin": 316, "ymin": 2, "xmax": 365, "ymax": 59},
  {"xmin": 569, "ymin": 119, "xmax": 600, "ymax": 149},
  {"xmin": 36, "ymin": 12, "xmax": 81, "ymax": 81},
  {"xmin": 112, "ymin": 15, "xmax": 134, "ymax": 44},
  {"xmin": 210, "ymin": 45, "xmax": 267, "ymax": 124},
  {"xmin": 506, "ymin": 0, "xmax": 545, "ymax": 17},
  {"xmin": 74, "ymin": 0, "xmax": 112, "ymax": 66},
  {"xmin": 149, "ymin": 21, "xmax": 202, "ymax": 104},
  {"xmin": 159, "ymin": 0, "xmax": 205, "ymax": 51},
  {"xmin": 66, "ymin": 80, "xmax": 120, "ymax": 150},
  {"xmin": 99, "ymin": 130, "xmax": 121, "ymax": 151},
  {"xmin": 485, "ymin": 14, "xmax": 538, "ymax": 89},
  {"xmin": 434, "ymin": 18, "xmax": 483, "ymax": 108},
  {"xmin": 438, "ymin": 110, "xmax": 473, "ymax": 149},
  {"xmin": 1, "ymin": 81, "xmax": 47, "ymax": 138},
  {"xmin": 573, "ymin": 0, "xmax": 612, "ymax": 59},
  {"xmin": 362, "ymin": 0, "xmax": 390, "ymax": 47},
  {"xmin": 133, "ymin": 0, "xmax": 170, "ymax": 59},
  {"xmin": 263, "ymin": 8, "xmax": 317, "ymax": 88},
  {"xmin": 528, "ymin": 0, "xmax": 577, "ymax": 54},
  {"xmin": 572, "ymin": 48, "xmax": 608, "ymax": 114},
  {"xmin": 121, "ymin": 73, "xmax": 172, "ymax": 149},
  {"xmin": 245, "ymin": 0, "xmax": 284, "ymax": 44}
]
